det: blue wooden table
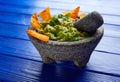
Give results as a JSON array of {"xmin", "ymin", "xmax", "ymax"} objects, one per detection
[{"xmin": 0, "ymin": 0, "xmax": 120, "ymax": 81}]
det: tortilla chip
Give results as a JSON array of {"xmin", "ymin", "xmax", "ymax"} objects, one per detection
[
  {"xmin": 31, "ymin": 12, "xmax": 38, "ymax": 21},
  {"xmin": 80, "ymin": 13, "xmax": 87, "ymax": 19},
  {"xmin": 26, "ymin": 30, "xmax": 49, "ymax": 42},
  {"xmin": 38, "ymin": 7, "xmax": 51, "ymax": 21},
  {"xmin": 30, "ymin": 13, "xmax": 41, "ymax": 29},
  {"xmin": 63, "ymin": 6, "xmax": 80, "ymax": 19}
]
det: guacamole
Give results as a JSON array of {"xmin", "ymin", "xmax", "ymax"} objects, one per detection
[{"xmin": 36, "ymin": 14, "xmax": 88, "ymax": 41}]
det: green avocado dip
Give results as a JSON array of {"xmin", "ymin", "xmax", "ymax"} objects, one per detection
[{"xmin": 36, "ymin": 13, "xmax": 88, "ymax": 42}]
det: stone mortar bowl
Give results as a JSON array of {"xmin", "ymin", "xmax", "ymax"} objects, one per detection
[{"xmin": 28, "ymin": 26, "xmax": 104, "ymax": 67}]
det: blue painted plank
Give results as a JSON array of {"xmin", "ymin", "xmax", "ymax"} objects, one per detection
[
  {"xmin": 0, "ymin": 53, "xmax": 120, "ymax": 81},
  {"xmin": 0, "ymin": 54, "xmax": 42, "ymax": 80},
  {"xmin": 0, "ymin": 46, "xmax": 40, "ymax": 61},
  {"xmin": 0, "ymin": 3, "xmax": 42, "ymax": 15},
  {"xmin": 0, "ymin": 0, "xmax": 120, "ymax": 16},
  {"xmin": 104, "ymin": 24, "xmax": 120, "ymax": 38},
  {"xmin": 0, "ymin": 36, "xmax": 38, "ymax": 55},
  {"xmin": 0, "ymin": 12, "xmax": 30, "ymax": 26},
  {"xmin": 0, "ymin": 23, "xmax": 28, "ymax": 40},
  {"xmin": 0, "ymin": 70, "xmax": 36, "ymax": 81},
  {"xmin": 0, "ymin": 2, "xmax": 120, "ymax": 25},
  {"xmin": 88, "ymin": 51, "xmax": 120, "ymax": 76},
  {"xmin": 95, "ymin": 37, "xmax": 120, "ymax": 55}
]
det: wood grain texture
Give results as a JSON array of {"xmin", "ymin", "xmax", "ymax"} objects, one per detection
[{"xmin": 0, "ymin": 0, "xmax": 120, "ymax": 81}]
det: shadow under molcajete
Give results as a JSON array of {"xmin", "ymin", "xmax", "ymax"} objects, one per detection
[{"xmin": 38, "ymin": 62, "xmax": 90, "ymax": 82}]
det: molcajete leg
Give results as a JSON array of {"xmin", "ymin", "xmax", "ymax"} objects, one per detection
[
  {"xmin": 74, "ymin": 59, "xmax": 89, "ymax": 67},
  {"xmin": 40, "ymin": 53, "xmax": 55, "ymax": 64},
  {"xmin": 74, "ymin": 54, "xmax": 91, "ymax": 67}
]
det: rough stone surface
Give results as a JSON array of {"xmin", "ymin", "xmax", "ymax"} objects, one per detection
[
  {"xmin": 74, "ymin": 11, "xmax": 104, "ymax": 34},
  {"xmin": 28, "ymin": 26, "xmax": 104, "ymax": 67}
]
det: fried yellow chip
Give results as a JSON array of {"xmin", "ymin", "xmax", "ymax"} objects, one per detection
[
  {"xmin": 31, "ymin": 12, "xmax": 38, "ymax": 21},
  {"xmin": 30, "ymin": 13, "xmax": 42, "ymax": 29},
  {"xmin": 63, "ymin": 6, "xmax": 80, "ymax": 19},
  {"xmin": 38, "ymin": 7, "xmax": 51, "ymax": 21},
  {"xmin": 80, "ymin": 13, "xmax": 87, "ymax": 19},
  {"xmin": 26, "ymin": 30, "xmax": 49, "ymax": 42}
]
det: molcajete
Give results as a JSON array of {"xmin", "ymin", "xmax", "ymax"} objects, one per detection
[{"xmin": 27, "ymin": 26, "xmax": 104, "ymax": 67}]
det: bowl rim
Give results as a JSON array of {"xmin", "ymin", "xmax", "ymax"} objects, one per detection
[{"xmin": 28, "ymin": 26, "xmax": 104, "ymax": 46}]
